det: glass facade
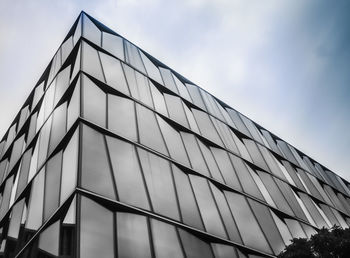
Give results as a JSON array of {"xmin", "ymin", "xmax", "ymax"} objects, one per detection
[{"xmin": 0, "ymin": 11, "xmax": 349, "ymax": 258}]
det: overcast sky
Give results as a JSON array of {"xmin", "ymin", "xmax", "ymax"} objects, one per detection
[{"xmin": 0, "ymin": 0, "xmax": 349, "ymax": 180}]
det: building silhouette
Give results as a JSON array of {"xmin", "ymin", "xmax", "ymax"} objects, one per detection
[{"xmin": 0, "ymin": 11, "xmax": 349, "ymax": 258}]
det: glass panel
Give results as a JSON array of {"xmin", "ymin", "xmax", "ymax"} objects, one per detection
[
  {"xmin": 49, "ymin": 102, "xmax": 67, "ymax": 154},
  {"xmin": 159, "ymin": 67, "xmax": 178, "ymax": 93},
  {"xmin": 212, "ymin": 118, "xmax": 239, "ymax": 154},
  {"xmin": 0, "ymin": 176, "xmax": 14, "ymax": 220},
  {"xmin": 99, "ymin": 52, "xmax": 130, "ymax": 95},
  {"xmin": 43, "ymin": 81, "xmax": 56, "ymax": 121},
  {"xmin": 210, "ymin": 183, "xmax": 242, "ymax": 243},
  {"xmin": 257, "ymin": 171, "xmax": 294, "ymax": 215},
  {"xmin": 230, "ymin": 154, "xmax": 263, "ymax": 199},
  {"xmin": 27, "ymin": 142, "xmax": 39, "ymax": 182},
  {"xmin": 225, "ymin": 109, "xmax": 251, "ymax": 137},
  {"xmin": 225, "ymin": 191, "xmax": 272, "ymax": 254},
  {"xmin": 26, "ymin": 170, "xmax": 44, "ymax": 230},
  {"xmin": 37, "ymin": 116, "xmax": 52, "ymax": 168},
  {"xmin": 32, "ymin": 82, "xmax": 44, "ymax": 110},
  {"xmin": 15, "ymin": 149, "xmax": 32, "ymax": 198},
  {"xmin": 270, "ymin": 212, "xmax": 293, "ymax": 245},
  {"xmin": 71, "ymin": 45, "xmax": 81, "ymax": 82},
  {"xmin": 82, "ymin": 14, "xmax": 101, "ymax": 46},
  {"xmin": 38, "ymin": 221, "xmax": 60, "ymax": 256},
  {"xmin": 81, "ymin": 125, "xmax": 116, "ymax": 199},
  {"xmin": 197, "ymin": 140, "xmax": 225, "ymax": 183},
  {"xmin": 138, "ymin": 148, "xmax": 180, "ymax": 220},
  {"xmin": 149, "ymin": 81, "xmax": 168, "ymax": 116},
  {"xmin": 243, "ymin": 139, "xmax": 269, "ymax": 171},
  {"xmin": 285, "ymin": 219, "xmax": 306, "ymax": 239},
  {"xmin": 82, "ymin": 75, "xmax": 106, "ymax": 127},
  {"xmin": 135, "ymin": 72, "xmax": 153, "ymax": 107},
  {"xmin": 67, "ymin": 78, "xmax": 80, "ymax": 129},
  {"xmin": 8, "ymin": 199, "xmax": 25, "ymax": 239},
  {"xmin": 192, "ymin": 109, "xmax": 223, "ymax": 145},
  {"xmin": 124, "ymin": 40, "xmax": 146, "ymax": 73},
  {"xmin": 178, "ymin": 228, "xmax": 214, "ymax": 258},
  {"xmin": 27, "ymin": 113, "xmax": 38, "ymax": 144},
  {"xmin": 240, "ymin": 115, "xmax": 263, "ymax": 144},
  {"xmin": 201, "ymin": 90, "xmax": 224, "ymax": 121},
  {"xmin": 102, "ymin": 32, "xmax": 124, "ymax": 60},
  {"xmin": 117, "ymin": 212, "xmax": 152, "ymax": 258},
  {"xmin": 186, "ymin": 83, "xmax": 206, "ymax": 110},
  {"xmin": 181, "ymin": 132, "xmax": 210, "ymax": 176},
  {"xmin": 139, "ymin": 51, "xmax": 163, "ymax": 84},
  {"xmin": 63, "ymin": 196, "xmax": 76, "ymax": 224},
  {"xmin": 80, "ymin": 196, "xmax": 114, "ymax": 258},
  {"xmin": 164, "ymin": 94, "xmax": 189, "ymax": 127},
  {"xmin": 173, "ymin": 74, "xmax": 192, "ymax": 101},
  {"xmin": 190, "ymin": 175, "xmax": 227, "ymax": 238},
  {"xmin": 172, "ymin": 165, "xmax": 204, "ymax": 230},
  {"xmin": 60, "ymin": 130, "xmax": 78, "ymax": 204},
  {"xmin": 276, "ymin": 140, "xmax": 298, "ymax": 165},
  {"xmin": 136, "ymin": 104, "xmax": 168, "ymax": 155},
  {"xmin": 44, "ymin": 151, "xmax": 62, "ymax": 220},
  {"xmin": 151, "ymin": 219, "xmax": 185, "ymax": 258},
  {"xmin": 82, "ymin": 42, "xmax": 105, "ymax": 82},
  {"xmin": 183, "ymin": 103, "xmax": 200, "ymax": 134},
  {"xmin": 248, "ymin": 199, "xmax": 284, "ymax": 255},
  {"xmin": 107, "ymin": 94, "xmax": 137, "ymax": 141},
  {"xmin": 54, "ymin": 66, "xmax": 70, "ymax": 106},
  {"xmin": 106, "ymin": 136, "xmax": 150, "ymax": 209},
  {"xmin": 61, "ymin": 36, "xmax": 74, "ymax": 62},
  {"xmin": 249, "ymin": 169, "xmax": 276, "ymax": 207},
  {"xmin": 8, "ymin": 135, "xmax": 25, "ymax": 172},
  {"xmin": 212, "ymin": 244, "xmax": 238, "ymax": 258},
  {"xmin": 157, "ymin": 116, "xmax": 190, "ymax": 166},
  {"xmin": 299, "ymin": 193, "xmax": 328, "ymax": 228},
  {"xmin": 18, "ymin": 106, "xmax": 29, "ymax": 131},
  {"xmin": 211, "ymin": 148, "xmax": 241, "ymax": 190}
]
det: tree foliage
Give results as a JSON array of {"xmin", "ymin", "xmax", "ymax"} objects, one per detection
[{"xmin": 278, "ymin": 225, "xmax": 350, "ymax": 258}]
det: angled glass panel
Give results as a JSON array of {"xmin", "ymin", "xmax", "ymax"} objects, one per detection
[
  {"xmin": 186, "ymin": 83, "xmax": 206, "ymax": 110},
  {"xmin": 0, "ymin": 176, "xmax": 14, "ymax": 220},
  {"xmin": 107, "ymin": 94, "xmax": 137, "ymax": 141},
  {"xmin": 212, "ymin": 244, "xmax": 238, "ymax": 258},
  {"xmin": 285, "ymin": 219, "xmax": 306, "ymax": 239},
  {"xmin": 139, "ymin": 51, "xmax": 163, "ymax": 84},
  {"xmin": 44, "ymin": 151, "xmax": 62, "ymax": 220},
  {"xmin": 8, "ymin": 199, "xmax": 25, "ymax": 239},
  {"xmin": 8, "ymin": 134, "xmax": 25, "ymax": 172},
  {"xmin": 210, "ymin": 183, "xmax": 242, "ymax": 243},
  {"xmin": 190, "ymin": 175, "xmax": 227, "ymax": 238},
  {"xmin": 173, "ymin": 74, "xmax": 192, "ymax": 101},
  {"xmin": 248, "ymin": 199, "xmax": 284, "ymax": 255},
  {"xmin": 172, "ymin": 165, "xmax": 204, "ymax": 229},
  {"xmin": 71, "ymin": 45, "xmax": 81, "ymax": 82},
  {"xmin": 61, "ymin": 36, "xmax": 74, "ymax": 62},
  {"xmin": 38, "ymin": 221, "xmax": 60, "ymax": 256},
  {"xmin": 192, "ymin": 109, "xmax": 223, "ymax": 145},
  {"xmin": 149, "ymin": 81, "xmax": 168, "ymax": 116},
  {"xmin": 212, "ymin": 118, "xmax": 239, "ymax": 154},
  {"xmin": 181, "ymin": 132, "xmax": 210, "ymax": 177},
  {"xmin": 54, "ymin": 66, "xmax": 70, "ymax": 106},
  {"xmin": 211, "ymin": 148, "xmax": 241, "ymax": 190},
  {"xmin": 82, "ymin": 42, "xmax": 105, "ymax": 82},
  {"xmin": 32, "ymin": 82, "xmax": 45, "ymax": 110},
  {"xmin": 80, "ymin": 196, "xmax": 114, "ymax": 258},
  {"xmin": 99, "ymin": 52, "xmax": 129, "ymax": 95},
  {"xmin": 49, "ymin": 102, "xmax": 67, "ymax": 154},
  {"xmin": 138, "ymin": 148, "xmax": 180, "ymax": 220},
  {"xmin": 197, "ymin": 140, "xmax": 225, "ymax": 183},
  {"xmin": 37, "ymin": 116, "xmax": 52, "ymax": 168},
  {"xmin": 178, "ymin": 228, "xmax": 214, "ymax": 258},
  {"xmin": 135, "ymin": 72, "xmax": 153, "ymax": 107},
  {"xmin": 270, "ymin": 212, "xmax": 293, "ymax": 245},
  {"xmin": 106, "ymin": 136, "xmax": 150, "ymax": 209},
  {"xmin": 26, "ymin": 170, "xmax": 44, "ymax": 230},
  {"xmin": 230, "ymin": 154, "xmax": 263, "ymax": 199},
  {"xmin": 136, "ymin": 104, "xmax": 168, "ymax": 155},
  {"xmin": 15, "ymin": 149, "xmax": 32, "ymax": 198},
  {"xmin": 225, "ymin": 108, "xmax": 251, "ymax": 138},
  {"xmin": 124, "ymin": 40, "xmax": 146, "ymax": 73},
  {"xmin": 225, "ymin": 191, "xmax": 272, "ymax": 254},
  {"xmin": 82, "ymin": 75, "xmax": 106, "ymax": 127},
  {"xmin": 67, "ymin": 78, "xmax": 80, "ymax": 129},
  {"xmin": 243, "ymin": 139, "xmax": 269, "ymax": 172},
  {"xmin": 43, "ymin": 81, "xmax": 56, "ymax": 121},
  {"xmin": 159, "ymin": 67, "xmax": 179, "ymax": 93},
  {"xmin": 183, "ymin": 103, "xmax": 200, "ymax": 134},
  {"xmin": 157, "ymin": 116, "xmax": 190, "ymax": 166},
  {"xmin": 17, "ymin": 106, "xmax": 29, "ymax": 131},
  {"xmin": 82, "ymin": 14, "xmax": 101, "ymax": 46},
  {"xmin": 81, "ymin": 125, "xmax": 116, "ymax": 199},
  {"xmin": 201, "ymin": 90, "xmax": 224, "ymax": 121},
  {"xmin": 102, "ymin": 32, "xmax": 124, "ymax": 60},
  {"xmin": 276, "ymin": 140, "xmax": 298, "ymax": 165},
  {"xmin": 60, "ymin": 130, "xmax": 78, "ymax": 204},
  {"xmin": 151, "ymin": 219, "xmax": 185, "ymax": 258},
  {"xmin": 164, "ymin": 94, "xmax": 189, "ymax": 127},
  {"xmin": 299, "ymin": 193, "xmax": 328, "ymax": 228},
  {"xmin": 249, "ymin": 169, "xmax": 276, "ymax": 207},
  {"xmin": 117, "ymin": 212, "xmax": 152, "ymax": 258},
  {"xmin": 240, "ymin": 115, "xmax": 264, "ymax": 144}
]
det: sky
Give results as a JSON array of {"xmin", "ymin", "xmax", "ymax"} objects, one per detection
[{"xmin": 0, "ymin": 0, "xmax": 349, "ymax": 180}]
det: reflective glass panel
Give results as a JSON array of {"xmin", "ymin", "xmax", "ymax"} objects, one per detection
[
  {"xmin": 102, "ymin": 32, "xmax": 124, "ymax": 60},
  {"xmin": 82, "ymin": 14, "xmax": 101, "ymax": 46},
  {"xmin": 38, "ymin": 221, "xmax": 60, "ymax": 256},
  {"xmin": 178, "ymin": 228, "xmax": 214, "ymax": 258},
  {"xmin": 82, "ymin": 42, "xmax": 105, "ymax": 82},
  {"xmin": 164, "ymin": 94, "xmax": 189, "ymax": 127},
  {"xmin": 124, "ymin": 40, "xmax": 146, "ymax": 73},
  {"xmin": 26, "ymin": 170, "xmax": 44, "ymax": 230}
]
